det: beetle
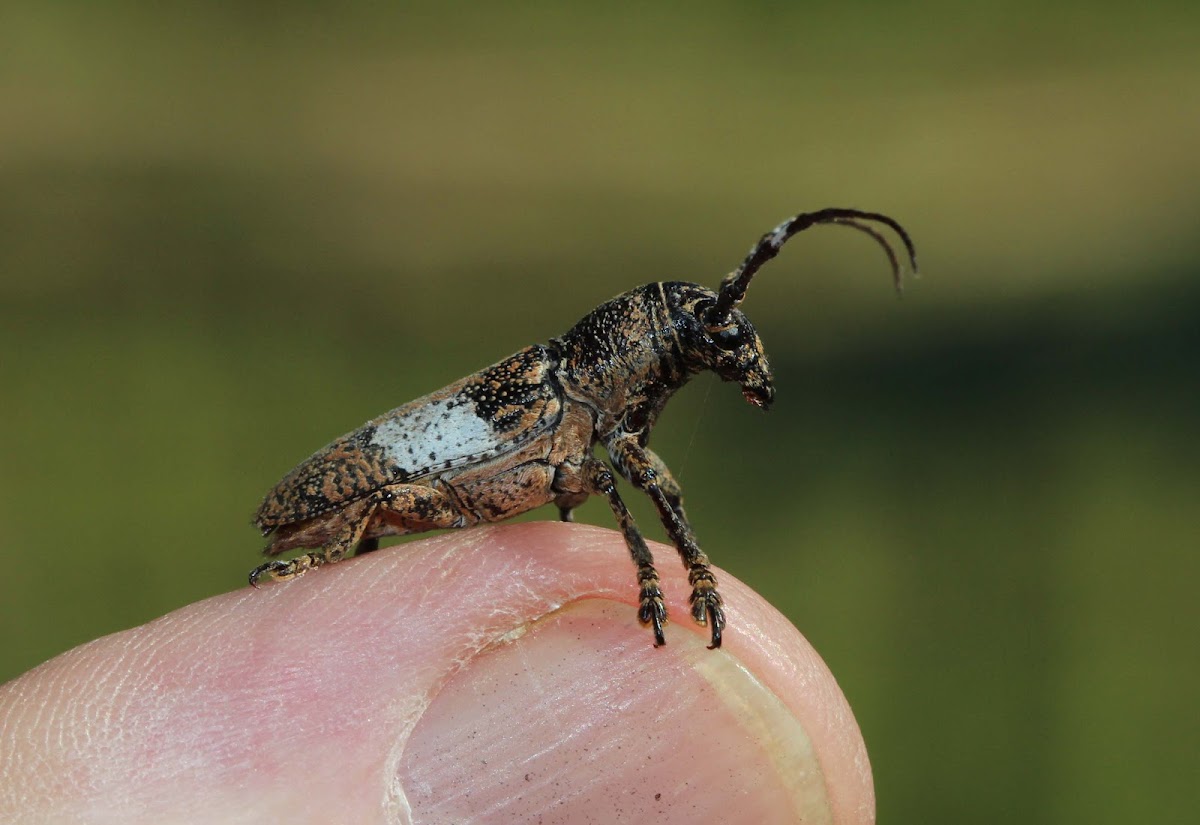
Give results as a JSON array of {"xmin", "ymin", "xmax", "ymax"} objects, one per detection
[{"xmin": 250, "ymin": 207, "xmax": 917, "ymax": 649}]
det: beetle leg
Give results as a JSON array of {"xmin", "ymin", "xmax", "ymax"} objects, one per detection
[
  {"xmin": 553, "ymin": 490, "xmax": 589, "ymax": 523},
  {"xmin": 250, "ymin": 484, "xmax": 466, "ymax": 587},
  {"xmin": 606, "ymin": 439, "xmax": 726, "ymax": 649},
  {"xmin": 372, "ymin": 482, "xmax": 469, "ymax": 533},
  {"xmin": 578, "ymin": 458, "xmax": 667, "ymax": 646},
  {"xmin": 249, "ymin": 495, "xmax": 379, "ymax": 586},
  {"xmin": 638, "ymin": 447, "xmax": 696, "ymax": 545}
]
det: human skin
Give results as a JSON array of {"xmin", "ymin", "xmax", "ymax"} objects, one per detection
[{"xmin": 0, "ymin": 522, "xmax": 874, "ymax": 824}]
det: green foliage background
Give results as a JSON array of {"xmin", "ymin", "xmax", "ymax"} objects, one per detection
[{"xmin": 2, "ymin": 2, "xmax": 1197, "ymax": 821}]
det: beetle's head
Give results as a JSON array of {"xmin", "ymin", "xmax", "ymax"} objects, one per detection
[
  {"xmin": 666, "ymin": 283, "xmax": 775, "ymax": 410},
  {"xmin": 683, "ymin": 208, "xmax": 919, "ymax": 409}
]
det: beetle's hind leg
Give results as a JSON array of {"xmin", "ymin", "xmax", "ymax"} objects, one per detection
[
  {"xmin": 576, "ymin": 458, "xmax": 668, "ymax": 646},
  {"xmin": 249, "ymin": 483, "xmax": 469, "ymax": 587},
  {"xmin": 249, "ymin": 496, "xmax": 379, "ymax": 586}
]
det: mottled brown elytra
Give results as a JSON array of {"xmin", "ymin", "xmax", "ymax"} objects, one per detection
[{"xmin": 251, "ymin": 208, "xmax": 917, "ymax": 648}]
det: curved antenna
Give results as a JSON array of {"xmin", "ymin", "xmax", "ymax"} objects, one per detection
[{"xmin": 707, "ymin": 208, "xmax": 919, "ymax": 327}]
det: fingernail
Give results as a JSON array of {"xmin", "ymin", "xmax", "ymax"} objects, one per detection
[{"xmin": 392, "ymin": 599, "xmax": 831, "ymax": 824}]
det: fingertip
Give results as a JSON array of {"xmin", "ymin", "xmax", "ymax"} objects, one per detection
[
  {"xmin": 398, "ymin": 597, "xmax": 847, "ymax": 823},
  {"xmin": 517, "ymin": 523, "xmax": 875, "ymax": 821},
  {"xmin": 0, "ymin": 523, "xmax": 873, "ymax": 823},
  {"xmin": 369, "ymin": 523, "xmax": 873, "ymax": 822}
]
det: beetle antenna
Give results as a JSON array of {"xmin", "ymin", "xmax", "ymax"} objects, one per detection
[
  {"xmin": 830, "ymin": 218, "xmax": 903, "ymax": 294},
  {"xmin": 707, "ymin": 208, "xmax": 919, "ymax": 326}
]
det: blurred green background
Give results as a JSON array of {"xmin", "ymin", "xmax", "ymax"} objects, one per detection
[{"xmin": 2, "ymin": 1, "xmax": 1197, "ymax": 821}]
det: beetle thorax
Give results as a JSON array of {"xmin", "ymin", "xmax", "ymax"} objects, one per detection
[{"xmin": 550, "ymin": 283, "xmax": 697, "ymax": 438}]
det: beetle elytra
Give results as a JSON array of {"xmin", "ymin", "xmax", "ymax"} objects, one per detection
[{"xmin": 250, "ymin": 207, "xmax": 917, "ymax": 648}]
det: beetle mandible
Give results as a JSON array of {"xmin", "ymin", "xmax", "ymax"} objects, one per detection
[{"xmin": 250, "ymin": 207, "xmax": 918, "ymax": 649}]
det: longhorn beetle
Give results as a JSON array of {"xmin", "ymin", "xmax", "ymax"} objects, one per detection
[{"xmin": 250, "ymin": 208, "xmax": 917, "ymax": 649}]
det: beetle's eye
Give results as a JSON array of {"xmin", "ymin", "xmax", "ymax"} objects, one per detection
[
  {"xmin": 711, "ymin": 324, "xmax": 742, "ymax": 350},
  {"xmin": 693, "ymin": 298, "xmax": 742, "ymax": 350}
]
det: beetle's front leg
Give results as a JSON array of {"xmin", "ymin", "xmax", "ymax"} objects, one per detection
[
  {"xmin": 607, "ymin": 438, "xmax": 726, "ymax": 649},
  {"xmin": 557, "ymin": 459, "xmax": 667, "ymax": 645}
]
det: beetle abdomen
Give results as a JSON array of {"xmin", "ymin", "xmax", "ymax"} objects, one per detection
[{"xmin": 254, "ymin": 345, "xmax": 563, "ymax": 530}]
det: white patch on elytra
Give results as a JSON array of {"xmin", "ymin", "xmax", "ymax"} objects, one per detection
[{"xmin": 371, "ymin": 397, "xmax": 497, "ymax": 477}]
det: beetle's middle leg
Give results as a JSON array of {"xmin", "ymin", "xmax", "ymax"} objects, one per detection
[
  {"xmin": 554, "ymin": 491, "xmax": 588, "ymax": 523},
  {"xmin": 607, "ymin": 438, "xmax": 726, "ymax": 649}
]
